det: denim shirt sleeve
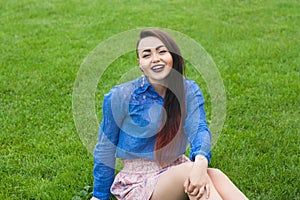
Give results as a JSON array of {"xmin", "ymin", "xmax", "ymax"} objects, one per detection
[
  {"xmin": 184, "ymin": 80, "xmax": 212, "ymax": 163},
  {"xmin": 93, "ymin": 86, "xmax": 124, "ymax": 199}
]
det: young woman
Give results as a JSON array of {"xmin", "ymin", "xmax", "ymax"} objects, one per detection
[{"xmin": 91, "ymin": 29, "xmax": 248, "ymax": 200}]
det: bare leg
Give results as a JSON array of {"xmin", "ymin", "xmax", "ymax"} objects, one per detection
[
  {"xmin": 208, "ymin": 168, "xmax": 248, "ymax": 200},
  {"xmin": 150, "ymin": 162, "xmax": 222, "ymax": 200}
]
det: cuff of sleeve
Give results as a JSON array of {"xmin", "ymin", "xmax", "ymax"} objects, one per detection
[
  {"xmin": 92, "ymin": 190, "xmax": 110, "ymax": 200},
  {"xmin": 93, "ymin": 179, "xmax": 112, "ymax": 200},
  {"xmin": 190, "ymin": 151, "xmax": 211, "ymax": 164}
]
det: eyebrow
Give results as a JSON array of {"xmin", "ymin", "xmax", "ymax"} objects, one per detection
[{"xmin": 141, "ymin": 45, "xmax": 166, "ymax": 53}]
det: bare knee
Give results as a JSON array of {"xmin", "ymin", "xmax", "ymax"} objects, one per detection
[{"xmin": 208, "ymin": 168, "xmax": 226, "ymax": 178}]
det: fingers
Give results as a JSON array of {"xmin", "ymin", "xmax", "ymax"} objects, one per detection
[
  {"xmin": 184, "ymin": 178, "xmax": 210, "ymax": 199},
  {"xmin": 196, "ymin": 184, "xmax": 210, "ymax": 199},
  {"xmin": 190, "ymin": 187, "xmax": 199, "ymax": 196},
  {"xmin": 183, "ymin": 178, "xmax": 190, "ymax": 193},
  {"xmin": 187, "ymin": 185, "xmax": 210, "ymax": 199},
  {"xmin": 188, "ymin": 182, "xmax": 195, "ymax": 193},
  {"xmin": 196, "ymin": 186, "xmax": 205, "ymax": 198},
  {"xmin": 205, "ymin": 184, "xmax": 210, "ymax": 198},
  {"xmin": 184, "ymin": 178, "xmax": 199, "ymax": 195}
]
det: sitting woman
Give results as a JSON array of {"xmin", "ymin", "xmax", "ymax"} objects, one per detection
[{"xmin": 91, "ymin": 29, "xmax": 248, "ymax": 200}]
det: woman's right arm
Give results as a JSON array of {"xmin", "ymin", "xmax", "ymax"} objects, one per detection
[
  {"xmin": 92, "ymin": 87, "xmax": 123, "ymax": 200},
  {"xmin": 184, "ymin": 80, "xmax": 211, "ymax": 163}
]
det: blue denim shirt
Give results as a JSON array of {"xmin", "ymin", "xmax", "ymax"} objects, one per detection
[{"xmin": 93, "ymin": 76, "xmax": 212, "ymax": 199}]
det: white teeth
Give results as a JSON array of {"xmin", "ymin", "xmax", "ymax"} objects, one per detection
[{"xmin": 152, "ymin": 65, "xmax": 164, "ymax": 70}]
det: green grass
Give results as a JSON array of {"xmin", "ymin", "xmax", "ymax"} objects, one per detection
[{"xmin": 1, "ymin": 0, "xmax": 299, "ymax": 199}]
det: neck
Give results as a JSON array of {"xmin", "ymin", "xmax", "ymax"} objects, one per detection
[
  {"xmin": 146, "ymin": 76, "xmax": 168, "ymax": 98},
  {"xmin": 152, "ymin": 82, "xmax": 167, "ymax": 98}
]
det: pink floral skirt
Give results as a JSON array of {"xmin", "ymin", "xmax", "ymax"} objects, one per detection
[{"xmin": 110, "ymin": 155, "xmax": 190, "ymax": 200}]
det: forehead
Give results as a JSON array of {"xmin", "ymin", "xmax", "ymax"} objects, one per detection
[{"xmin": 137, "ymin": 36, "xmax": 165, "ymax": 51}]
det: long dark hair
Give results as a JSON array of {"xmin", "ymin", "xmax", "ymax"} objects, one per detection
[{"xmin": 136, "ymin": 29, "xmax": 186, "ymax": 166}]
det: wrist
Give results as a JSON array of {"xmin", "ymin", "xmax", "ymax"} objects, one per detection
[{"xmin": 194, "ymin": 155, "xmax": 208, "ymax": 166}]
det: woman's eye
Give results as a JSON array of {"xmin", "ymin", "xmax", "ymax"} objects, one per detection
[
  {"xmin": 159, "ymin": 50, "xmax": 167, "ymax": 54},
  {"xmin": 142, "ymin": 54, "xmax": 150, "ymax": 58}
]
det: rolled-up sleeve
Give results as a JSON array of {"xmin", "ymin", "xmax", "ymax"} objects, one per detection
[{"xmin": 184, "ymin": 81, "xmax": 212, "ymax": 163}]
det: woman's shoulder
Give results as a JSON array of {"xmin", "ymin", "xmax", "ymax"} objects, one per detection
[
  {"xmin": 184, "ymin": 78, "xmax": 201, "ymax": 92},
  {"xmin": 184, "ymin": 78, "xmax": 205, "ymax": 103},
  {"xmin": 106, "ymin": 77, "xmax": 142, "ymax": 97}
]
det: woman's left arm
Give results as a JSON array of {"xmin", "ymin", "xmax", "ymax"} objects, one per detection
[
  {"xmin": 183, "ymin": 80, "xmax": 212, "ymax": 198},
  {"xmin": 184, "ymin": 80, "xmax": 211, "ymax": 163}
]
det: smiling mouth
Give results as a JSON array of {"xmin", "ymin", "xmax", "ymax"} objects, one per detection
[{"xmin": 151, "ymin": 64, "xmax": 165, "ymax": 72}]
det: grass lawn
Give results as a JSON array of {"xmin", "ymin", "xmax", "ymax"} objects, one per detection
[{"xmin": 1, "ymin": 0, "xmax": 299, "ymax": 199}]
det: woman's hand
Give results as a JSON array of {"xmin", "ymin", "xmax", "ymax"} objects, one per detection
[{"xmin": 184, "ymin": 155, "xmax": 210, "ymax": 199}]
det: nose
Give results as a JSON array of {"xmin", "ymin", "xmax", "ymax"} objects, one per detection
[{"xmin": 151, "ymin": 52, "xmax": 160, "ymax": 63}]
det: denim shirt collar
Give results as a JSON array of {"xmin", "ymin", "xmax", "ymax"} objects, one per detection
[
  {"xmin": 135, "ymin": 75, "xmax": 152, "ymax": 94},
  {"xmin": 134, "ymin": 75, "xmax": 165, "ymax": 101}
]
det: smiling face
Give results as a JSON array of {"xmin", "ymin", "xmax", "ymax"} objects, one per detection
[{"xmin": 137, "ymin": 36, "xmax": 173, "ymax": 85}]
